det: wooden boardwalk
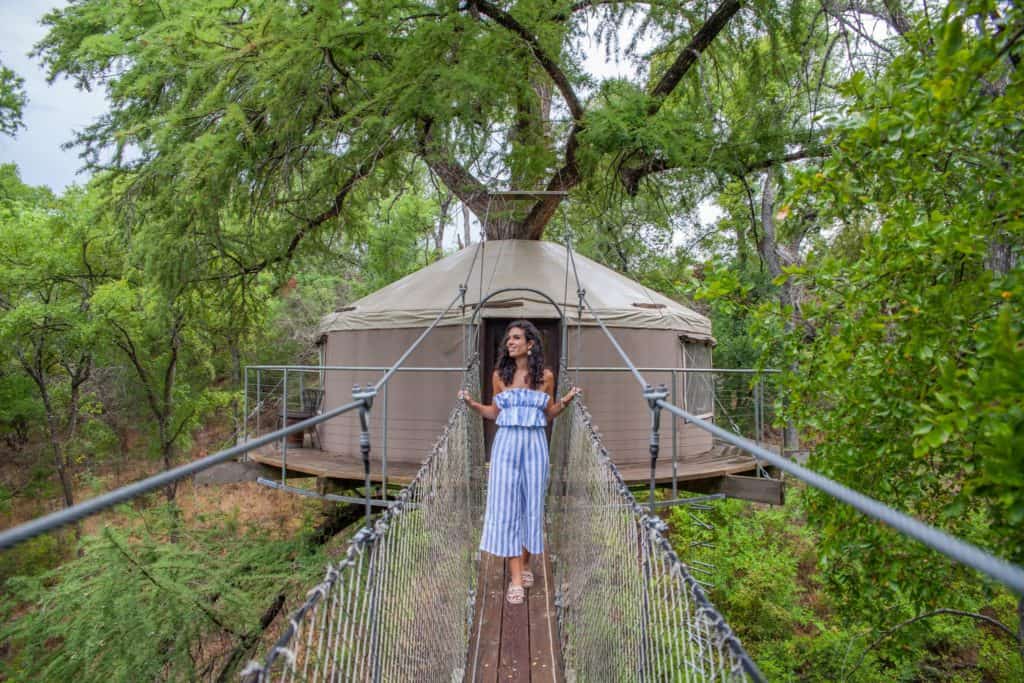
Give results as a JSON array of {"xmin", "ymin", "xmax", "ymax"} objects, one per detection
[{"xmin": 466, "ymin": 552, "xmax": 563, "ymax": 683}]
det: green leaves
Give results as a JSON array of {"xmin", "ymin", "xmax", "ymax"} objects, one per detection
[
  {"xmin": 1, "ymin": 507, "xmax": 328, "ymax": 681},
  {"xmin": 0, "ymin": 61, "xmax": 26, "ymax": 137},
  {"xmin": 719, "ymin": 4, "xmax": 1024, "ymax": 672}
]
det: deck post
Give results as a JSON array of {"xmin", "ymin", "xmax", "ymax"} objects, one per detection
[
  {"xmin": 381, "ymin": 382, "xmax": 388, "ymax": 502},
  {"xmin": 242, "ymin": 366, "xmax": 248, "ymax": 449},
  {"xmin": 255, "ymin": 368, "xmax": 261, "ymax": 435},
  {"xmin": 353, "ymin": 383, "xmax": 377, "ymax": 527},
  {"xmin": 281, "ymin": 367, "xmax": 288, "ymax": 486},
  {"xmin": 671, "ymin": 370, "xmax": 678, "ymax": 499},
  {"xmin": 643, "ymin": 384, "xmax": 669, "ymax": 511},
  {"xmin": 753, "ymin": 375, "xmax": 759, "ymax": 445}
]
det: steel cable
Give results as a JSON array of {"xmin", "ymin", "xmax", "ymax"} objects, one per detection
[{"xmin": 546, "ymin": 394, "xmax": 763, "ymax": 682}]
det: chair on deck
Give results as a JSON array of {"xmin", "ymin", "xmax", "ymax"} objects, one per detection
[{"xmin": 280, "ymin": 388, "xmax": 324, "ymax": 449}]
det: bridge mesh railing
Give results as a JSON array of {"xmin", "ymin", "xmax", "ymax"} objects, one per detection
[
  {"xmin": 547, "ymin": 397, "xmax": 758, "ymax": 682},
  {"xmin": 243, "ymin": 364, "xmax": 485, "ymax": 683}
]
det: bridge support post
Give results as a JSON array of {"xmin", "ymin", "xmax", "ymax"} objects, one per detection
[
  {"xmin": 282, "ymin": 368, "xmax": 289, "ymax": 487},
  {"xmin": 353, "ymin": 384, "xmax": 377, "ymax": 528},
  {"xmin": 643, "ymin": 384, "xmax": 669, "ymax": 511}
]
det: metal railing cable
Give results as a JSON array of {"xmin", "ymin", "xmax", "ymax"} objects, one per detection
[
  {"xmin": 0, "ymin": 399, "xmax": 363, "ymax": 551},
  {"xmin": 546, "ymin": 391, "xmax": 763, "ymax": 681},
  {"xmin": 567, "ymin": 253, "xmax": 1024, "ymax": 595},
  {"xmin": 0, "ymin": 287, "xmax": 470, "ymax": 550},
  {"xmin": 654, "ymin": 399, "xmax": 1024, "ymax": 595},
  {"xmin": 242, "ymin": 363, "xmax": 486, "ymax": 682}
]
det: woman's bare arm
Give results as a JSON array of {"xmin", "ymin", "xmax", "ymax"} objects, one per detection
[
  {"xmin": 458, "ymin": 370, "xmax": 502, "ymax": 421},
  {"xmin": 543, "ymin": 370, "xmax": 581, "ymax": 420}
]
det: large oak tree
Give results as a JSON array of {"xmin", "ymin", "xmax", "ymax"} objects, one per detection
[{"xmin": 34, "ymin": 0, "xmax": 851, "ymax": 263}]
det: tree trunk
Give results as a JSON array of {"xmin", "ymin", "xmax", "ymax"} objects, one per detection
[
  {"xmin": 160, "ymin": 428, "xmax": 178, "ymax": 504},
  {"xmin": 986, "ymin": 232, "xmax": 1017, "ymax": 275},
  {"xmin": 435, "ymin": 192, "xmax": 453, "ymax": 253},
  {"xmin": 461, "ymin": 203, "xmax": 472, "ymax": 249},
  {"xmin": 758, "ymin": 169, "xmax": 801, "ymax": 453},
  {"xmin": 46, "ymin": 410, "xmax": 75, "ymax": 510}
]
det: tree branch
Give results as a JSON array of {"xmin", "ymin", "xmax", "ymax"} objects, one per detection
[
  {"xmin": 417, "ymin": 117, "xmax": 506, "ymax": 221},
  {"xmin": 469, "ymin": 0, "xmax": 584, "ymax": 121},
  {"xmin": 848, "ymin": 608, "xmax": 1022, "ymax": 679},
  {"xmin": 562, "ymin": 1, "xmax": 671, "ymax": 18},
  {"xmin": 105, "ymin": 528, "xmax": 244, "ymax": 638},
  {"xmin": 618, "ymin": 145, "xmax": 829, "ymax": 195},
  {"xmin": 648, "ymin": 0, "xmax": 742, "ymax": 114},
  {"xmin": 243, "ymin": 148, "xmax": 386, "ymax": 275},
  {"xmin": 743, "ymin": 146, "xmax": 832, "ymax": 173},
  {"xmin": 161, "ymin": 310, "xmax": 182, "ymax": 429},
  {"xmin": 109, "ymin": 318, "xmax": 163, "ymax": 423}
]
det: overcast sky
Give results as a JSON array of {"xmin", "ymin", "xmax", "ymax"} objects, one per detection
[
  {"xmin": 0, "ymin": 1, "xmax": 108, "ymax": 192},
  {"xmin": 0, "ymin": 2, "xmax": 645, "ymax": 196}
]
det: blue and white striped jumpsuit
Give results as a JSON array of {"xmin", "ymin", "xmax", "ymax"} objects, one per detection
[{"xmin": 479, "ymin": 388, "xmax": 549, "ymax": 557}]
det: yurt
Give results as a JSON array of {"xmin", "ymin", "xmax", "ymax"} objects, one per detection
[{"xmin": 269, "ymin": 239, "xmax": 755, "ymax": 490}]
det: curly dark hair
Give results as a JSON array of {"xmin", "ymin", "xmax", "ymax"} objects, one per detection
[{"xmin": 496, "ymin": 320, "xmax": 545, "ymax": 389}]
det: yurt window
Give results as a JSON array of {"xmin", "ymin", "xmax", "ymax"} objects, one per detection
[{"xmin": 681, "ymin": 338, "xmax": 713, "ymax": 415}]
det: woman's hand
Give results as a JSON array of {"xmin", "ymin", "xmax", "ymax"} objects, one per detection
[
  {"xmin": 460, "ymin": 389, "xmax": 500, "ymax": 420},
  {"xmin": 560, "ymin": 386, "xmax": 581, "ymax": 407}
]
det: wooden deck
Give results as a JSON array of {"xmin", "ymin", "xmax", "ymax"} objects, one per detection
[
  {"xmin": 248, "ymin": 445, "xmax": 421, "ymax": 485},
  {"xmin": 615, "ymin": 443, "xmax": 764, "ymax": 483},
  {"xmin": 466, "ymin": 551, "xmax": 563, "ymax": 683},
  {"xmin": 247, "ymin": 442, "xmax": 759, "ymax": 487}
]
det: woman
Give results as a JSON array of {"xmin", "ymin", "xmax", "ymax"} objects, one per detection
[{"xmin": 459, "ymin": 320, "xmax": 580, "ymax": 605}]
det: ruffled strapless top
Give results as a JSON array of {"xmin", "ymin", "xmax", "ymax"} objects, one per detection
[{"xmin": 495, "ymin": 388, "xmax": 550, "ymax": 428}]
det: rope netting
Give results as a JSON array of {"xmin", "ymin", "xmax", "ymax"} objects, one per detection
[
  {"xmin": 547, "ymin": 397, "xmax": 761, "ymax": 682},
  {"xmin": 243, "ymin": 364, "xmax": 485, "ymax": 683}
]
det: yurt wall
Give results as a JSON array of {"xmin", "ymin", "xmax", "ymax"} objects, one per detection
[
  {"xmin": 319, "ymin": 326, "xmax": 465, "ymax": 471},
  {"xmin": 571, "ymin": 327, "xmax": 714, "ymax": 481},
  {"xmin": 319, "ymin": 319, "xmax": 716, "ymax": 482}
]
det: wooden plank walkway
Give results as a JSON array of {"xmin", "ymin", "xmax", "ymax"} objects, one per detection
[{"xmin": 466, "ymin": 552, "xmax": 563, "ymax": 683}]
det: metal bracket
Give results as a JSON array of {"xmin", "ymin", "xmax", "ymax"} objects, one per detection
[
  {"xmin": 352, "ymin": 383, "xmax": 378, "ymax": 408},
  {"xmin": 643, "ymin": 384, "xmax": 669, "ymax": 510},
  {"xmin": 352, "ymin": 383, "xmax": 376, "ymax": 526},
  {"xmin": 642, "ymin": 383, "xmax": 669, "ymax": 411}
]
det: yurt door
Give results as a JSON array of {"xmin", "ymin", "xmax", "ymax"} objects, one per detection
[{"xmin": 481, "ymin": 318, "xmax": 562, "ymax": 459}]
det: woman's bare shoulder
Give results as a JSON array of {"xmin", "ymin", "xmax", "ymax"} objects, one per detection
[
  {"xmin": 492, "ymin": 369, "xmax": 504, "ymax": 391},
  {"xmin": 542, "ymin": 368, "xmax": 555, "ymax": 381}
]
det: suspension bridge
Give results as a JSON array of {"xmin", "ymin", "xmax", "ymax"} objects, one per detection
[{"xmin": 1, "ymin": 242, "xmax": 1022, "ymax": 682}]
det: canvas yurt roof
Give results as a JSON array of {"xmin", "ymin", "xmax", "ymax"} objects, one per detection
[{"xmin": 319, "ymin": 240, "xmax": 711, "ymax": 338}]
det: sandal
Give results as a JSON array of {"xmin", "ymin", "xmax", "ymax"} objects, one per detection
[
  {"xmin": 521, "ymin": 570, "xmax": 534, "ymax": 588},
  {"xmin": 506, "ymin": 584, "xmax": 525, "ymax": 605}
]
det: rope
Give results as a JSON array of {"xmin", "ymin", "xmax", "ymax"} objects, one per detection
[
  {"xmin": 243, "ymin": 362, "xmax": 486, "ymax": 682},
  {"xmin": 547, "ymin": 392, "xmax": 763, "ymax": 681}
]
